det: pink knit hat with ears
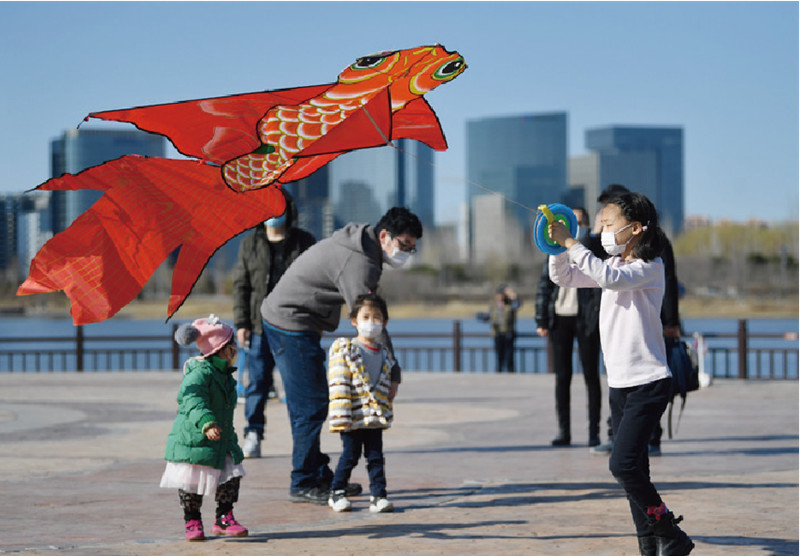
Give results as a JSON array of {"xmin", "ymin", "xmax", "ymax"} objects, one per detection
[{"xmin": 174, "ymin": 314, "xmax": 234, "ymax": 357}]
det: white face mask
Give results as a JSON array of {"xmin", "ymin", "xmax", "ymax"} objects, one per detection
[
  {"xmin": 383, "ymin": 245, "xmax": 411, "ymax": 268},
  {"xmin": 601, "ymin": 223, "xmax": 633, "ymax": 256},
  {"xmin": 357, "ymin": 321, "xmax": 384, "ymax": 339}
]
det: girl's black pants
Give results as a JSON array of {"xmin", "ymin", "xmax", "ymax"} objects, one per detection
[{"xmin": 608, "ymin": 377, "xmax": 672, "ymax": 535}]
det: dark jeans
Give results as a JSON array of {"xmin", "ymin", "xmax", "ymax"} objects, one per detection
[
  {"xmin": 243, "ymin": 329, "xmax": 275, "ymax": 439},
  {"xmin": 494, "ymin": 333, "xmax": 516, "ymax": 373},
  {"xmin": 264, "ymin": 324, "xmax": 333, "ymax": 492},
  {"xmin": 550, "ymin": 316, "xmax": 601, "ymax": 439},
  {"xmin": 608, "ymin": 377, "xmax": 672, "ymax": 535},
  {"xmin": 604, "ymin": 410, "xmax": 664, "ymax": 446},
  {"xmin": 332, "ymin": 428, "xmax": 387, "ymax": 498}
]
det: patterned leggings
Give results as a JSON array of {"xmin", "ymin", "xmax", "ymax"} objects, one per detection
[{"xmin": 178, "ymin": 477, "xmax": 241, "ymax": 521}]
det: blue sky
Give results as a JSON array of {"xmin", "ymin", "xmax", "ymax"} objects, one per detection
[{"xmin": 1, "ymin": 1, "xmax": 797, "ymax": 224}]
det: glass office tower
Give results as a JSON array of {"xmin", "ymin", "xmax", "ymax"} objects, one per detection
[
  {"xmin": 467, "ymin": 113, "xmax": 567, "ymax": 260},
  {"xmin": 49, "ymin": 128, "xmax": 166, "ymax": 233},
  {"xmin": 282, "ymin": 166, "xmax": 332, "ymax": 241},
  {"xmin": 585, "ymin": 126, "xmax": 684, "ymax": 233},
  {"xmin": 328, "ymin": 139, "xmax": 435, "ymax": 232}
]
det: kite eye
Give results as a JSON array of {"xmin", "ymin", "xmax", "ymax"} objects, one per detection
[
  {"xmin": 352, "ymin": 56, "xmax": 386, "ymax": 70},
  {"xmin": 433, "ymin": 58, "xmax": 465, "ymax": 80}
]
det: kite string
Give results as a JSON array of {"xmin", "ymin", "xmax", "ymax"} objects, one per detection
[{"xmin": 361, "ymin": 105, "xmax": 541, "ymax": 217}]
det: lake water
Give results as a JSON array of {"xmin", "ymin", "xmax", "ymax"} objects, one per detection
[{"xmin": 1, "ymin": 315, "xmax": 797, "ymax": 377}]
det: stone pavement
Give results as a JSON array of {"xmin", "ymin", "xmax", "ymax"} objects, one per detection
[{"xmin": 0, "ymin": 371, "xmax": 797, "ymax": 555}]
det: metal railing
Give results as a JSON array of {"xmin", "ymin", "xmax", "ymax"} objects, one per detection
[{"xmin": 1, "ymin": 319, "xmax": 797, "ymax": 379}]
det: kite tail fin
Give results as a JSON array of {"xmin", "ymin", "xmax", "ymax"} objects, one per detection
[{"xmin": 16, "ymin": 157, "xmax": 285, "ymax": 325}]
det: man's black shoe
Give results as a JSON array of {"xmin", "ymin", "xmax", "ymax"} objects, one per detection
[
  {"xmin": 288, "ymin": 486, "xmax": 329, "ymax": 505},
  {"xmin": 551, "ymin": 433, "xmax": 571, "ymax": 447}
]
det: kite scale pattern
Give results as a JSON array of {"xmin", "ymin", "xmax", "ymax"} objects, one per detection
[{"xmin": 222, "ymin": 45, "xmax": 465, "ymax": 192}]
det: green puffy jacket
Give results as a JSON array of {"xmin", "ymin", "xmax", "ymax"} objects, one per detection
[{"xmin": 164, "ymin": 356, "xmax": 244, "ymax": 469}]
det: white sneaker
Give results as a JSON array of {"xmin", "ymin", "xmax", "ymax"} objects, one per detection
[
  {"xmin": 369, "ymin": 496, "xmax": 394, "ymax": 513},
  {"xmin": 328, "ymin": 491, "xmax": 352, "ymax": 512},
  {"xmin": 242, "ymin": 431, "xmax": 261, "ymax": 458}
]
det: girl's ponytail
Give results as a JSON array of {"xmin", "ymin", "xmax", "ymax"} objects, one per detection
[{"xmin": 613, "ymin": 193, "xmax": 666, "ymax": 262}]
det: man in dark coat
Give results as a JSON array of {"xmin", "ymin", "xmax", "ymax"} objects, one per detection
[
  {"xmin": 536, "ymin": 207, "xmax": 603, "ymax": 447},
  {"xmin": 232, "ymin": 189, "xmax": 315, "ymax": 458}
]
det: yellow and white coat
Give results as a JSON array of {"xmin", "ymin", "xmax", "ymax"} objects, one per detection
[{"xmin": 328, "ymin": 337, "xmax": 395, "ymax": 433}]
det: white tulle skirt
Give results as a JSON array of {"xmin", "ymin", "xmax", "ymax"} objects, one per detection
[{"xmin": 159, "ymin": 455, "xmax": 246, "ymax": 495}]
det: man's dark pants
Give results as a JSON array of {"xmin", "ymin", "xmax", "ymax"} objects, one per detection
[
  {"xmin": 550, "ymin": 315, "xmax": 602, "ymax": 440},
  {"xmin": 243, "ymin": 330, "xmax": 275, "ymax": 439},
  {"xmin": 494, "ymin": 333, "xmax": 516, "ymax": 373},
  {"xmin": 264, "ymin": 324, "xmax": 333, "ymax": 492}
]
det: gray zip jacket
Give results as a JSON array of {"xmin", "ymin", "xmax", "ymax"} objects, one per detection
[{"xmin": 261, "ymin": 223, "xmax": 401, "ymax": 381}]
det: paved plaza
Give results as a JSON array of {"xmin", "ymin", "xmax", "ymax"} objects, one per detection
[{"xmin": 0, "ymin": 371, "xmax": 797, "ymax": 555}]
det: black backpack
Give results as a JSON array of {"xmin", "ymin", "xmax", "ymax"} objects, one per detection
[{"xmin": 665, "ymin": 337, "xmax": 700, "ymax": 438}]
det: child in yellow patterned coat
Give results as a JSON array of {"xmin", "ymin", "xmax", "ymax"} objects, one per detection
[{"xmin": 327, "ymin": 293, "xmax": 396, "ymax": 513}]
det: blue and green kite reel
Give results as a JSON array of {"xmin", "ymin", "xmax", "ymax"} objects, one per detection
[{"xmin": 533, "ymin": 203, "xmax": 578, "ymax": 255}]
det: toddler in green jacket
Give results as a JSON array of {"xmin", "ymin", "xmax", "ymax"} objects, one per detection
[{"xmin": 160, "ymin": 315, "xmax": 249, "ymax": 542}]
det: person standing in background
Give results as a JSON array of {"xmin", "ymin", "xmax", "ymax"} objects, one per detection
[
  {"xmin": 480, "ymin": 285, "xmax": 521, "ymax": 373},
  {"xmin": 536, "ymin": 207, "xmax": 602, "ymax": 447},
  {"xmin": 232, "ymin": 189, "xmax": 316, "ymax": 459}
]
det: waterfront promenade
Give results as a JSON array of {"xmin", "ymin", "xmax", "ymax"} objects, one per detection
[{"xmin": 0, "ymin": 371, "xmax": 797, "ymax": 555}]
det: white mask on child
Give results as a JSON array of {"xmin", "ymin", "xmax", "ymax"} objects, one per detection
[
  {"xmin": 601, "ymin": 223, "xmax": 633, "ymax": 256},
  {"xmin": 357, "ymin": 321, "xmax": 384, "ymax": 339}
]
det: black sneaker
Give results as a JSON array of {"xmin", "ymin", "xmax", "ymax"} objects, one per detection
[
  {"xmin": 551, "ymin": 434, "xmax": 571, "ymax": 447},
  {"xmin": 345, "ymin": 483, "xmax": 363, "ymax": 497},
  {"xmin": 288, "ymin": 486, "xmax": 329, "ymax": 505},
  {"xmin": 320, "ymin": 480, "xmax": 362, "ymax": 497}
]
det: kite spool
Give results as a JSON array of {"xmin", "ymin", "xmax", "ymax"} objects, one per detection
[{"xmin": 533, "ymin": 203, "xmax": 578, "ymax": 255}]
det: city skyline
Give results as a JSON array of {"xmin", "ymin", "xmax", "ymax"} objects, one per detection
[{"xmin": 1, "ymin": 2, "xmax": 797, "ymax": 225}]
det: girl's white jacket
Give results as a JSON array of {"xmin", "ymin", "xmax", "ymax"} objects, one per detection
[{"xmin": 549, "ymin": 243, "xmax": 672, "ymax": 388}]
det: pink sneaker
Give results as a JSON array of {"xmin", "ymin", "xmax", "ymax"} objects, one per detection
[
  {"xmin": 211, "ymin": 512, "xmax": 249, "ymax": 537},
  {"xmin": 185, "ymin": 519, "xmax": 205, "ymax": 541}
]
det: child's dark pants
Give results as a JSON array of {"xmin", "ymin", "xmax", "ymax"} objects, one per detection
[
  {"xmin": 332, "ymin": 428, "xmax": 387, "ymax": 498},
  {"xmin": 608, "ymin": 377, "xmax": 672, "ymax": 536}
]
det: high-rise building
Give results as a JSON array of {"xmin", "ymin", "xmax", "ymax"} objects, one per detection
[
  {"xmin": 13, "ymin": 193, "xmax": 52, "ymax": 280},
  {"xmin": 0, "ymin": 195, "xmax": 19, "ymax": 273},
  {"xmin": 471, "ymin": 194, "xmax": 525, "ymax": 264},
  {"xmin": 466, "ymin": 113, "xmax": 568, "ymax": 260},
  {"xmin": 49, "ymin": 128, "xmax": 166, "ymax": 233},
  {"xmin": 584, "ymin": 125, "xmax": 684, "ymax": 233},
  {"xmin": 283, "ymin": 166, "xmax": 332, "ymax": 241},
  {"xmin": 567, "ymin": 152, "xmax": 601, "ymax": 212},
  {"xmin": 328, "ymin": 139, "xmax": 435, "ymax": 232}
]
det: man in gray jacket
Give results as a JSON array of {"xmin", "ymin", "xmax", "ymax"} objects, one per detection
[
  {"xmin": 232, "ymin": 189, "xmax": 315, "ymax": 458},
  {"xmin": 262, "ymin": 206, "xmax": 422, "ymax": 505}
]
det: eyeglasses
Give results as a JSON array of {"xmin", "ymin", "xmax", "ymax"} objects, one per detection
[{"xmin": 393, "ymin": 236, "xmax": 417, "ymax": 254}]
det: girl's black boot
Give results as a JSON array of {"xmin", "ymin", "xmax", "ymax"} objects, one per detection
[
  {"xmin": 637, "ymin": 534, "xmax": 657, "ymax": 556},
  {"xmin": 651, "ymin": 512, "xmax": 694, "ymax": 556}
]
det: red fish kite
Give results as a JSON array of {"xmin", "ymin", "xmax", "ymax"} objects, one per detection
[{"xmin": 17, "ymin": 45, "xmax": 466, "ymax": 325}]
